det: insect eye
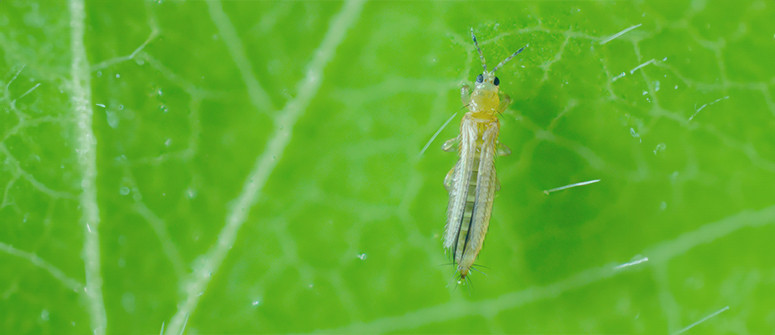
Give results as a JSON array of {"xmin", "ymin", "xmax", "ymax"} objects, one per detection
[
  {"xmin": 476, "ymin": 74, "xmax": 483, "ymax": 83},
  {"xmin": 494, "ymin": 77, "xmax": 500, "ymax": 86}
]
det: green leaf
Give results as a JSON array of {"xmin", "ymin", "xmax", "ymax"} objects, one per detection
[{"xmin": 2, "ymin": 0, "xmax": 775, "ymax": 334}]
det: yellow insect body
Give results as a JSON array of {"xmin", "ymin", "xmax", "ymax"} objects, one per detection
[{"xmin": 443, "ymin": 29, "xmax": 526, "ymax": 280}]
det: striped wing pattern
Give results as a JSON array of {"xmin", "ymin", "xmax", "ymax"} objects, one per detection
[{"xmin": 444, "ymin": 116, "xmax": 499, "ymax": 272}]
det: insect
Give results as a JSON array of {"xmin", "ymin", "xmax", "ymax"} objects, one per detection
[{"xmin": 442, "ymin": 28, "xmax": 526, "ymax": 280}]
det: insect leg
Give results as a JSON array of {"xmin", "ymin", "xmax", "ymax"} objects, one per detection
[
  {"xmin": 461, "ymin": 84, "xmax": 472, "ymax": 106},
  {"xmin": 442, "ymin": 135, "xmax": 459, "ymax": 152},
  {"xmin": 497, "ymin": 142, "xmax": 511, "ymax": 156},
  {"xmin": 497, "ymin": 92, "xmax": 512, "ymax": 114},
  {"xmin": 444, "ymin": 167, "xmax": 455, "ymax": 191}
]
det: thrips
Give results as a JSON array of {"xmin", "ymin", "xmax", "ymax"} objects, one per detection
[{"xmin": 443, "ymin": 28, "xmax": 526, "ymax": 281}]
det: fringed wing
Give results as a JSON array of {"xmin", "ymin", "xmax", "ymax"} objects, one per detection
[
  {"xmin": 458, "ymin": 121, "xmax": 498, "ymax": 267},
  {"xmin": 444, "ymin": 117, "xmax": 500, "ymax": 273},
  {"xmin": 443, "ymin": 117, "xmax": 477, "ymax": 250}
]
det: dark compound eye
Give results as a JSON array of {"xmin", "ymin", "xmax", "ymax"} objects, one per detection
[
  {"xmin": 493, "ymin": 76, "xmax": 500, "ymax": 86},
  {"xmin": 476, "ymin": 74, "xmax": 484, "ymax": 83}
]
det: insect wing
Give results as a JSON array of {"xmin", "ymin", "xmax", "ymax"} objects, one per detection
[
  {"xmin": 443, "ymin": 117, "xmax": 477, "ymax": 250},
  {"xmin": 462, "ymin": 122, "xmax": 499, "ymax": 265}
]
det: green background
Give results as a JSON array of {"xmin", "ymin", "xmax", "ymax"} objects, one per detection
[{"xmin": 2, "ymin": 0, "xmax": 775, "ymax": 334}]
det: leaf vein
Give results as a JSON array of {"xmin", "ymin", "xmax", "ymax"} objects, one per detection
[
  {"xmin": 69, "ymin": 0, "xmax": 107, "ymax": 333},
  {"xmin": 162, "ymin": 1, "xmax": 367, "ymax": 333}
]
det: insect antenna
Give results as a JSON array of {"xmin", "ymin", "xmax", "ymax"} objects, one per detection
[
  {"xmin": 492, "ymin": 44, "xmax": 529, "ymax": 73},
  {"xmin": 470, "ymin": 28, "xmax": 487, "ymax": 72}
]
